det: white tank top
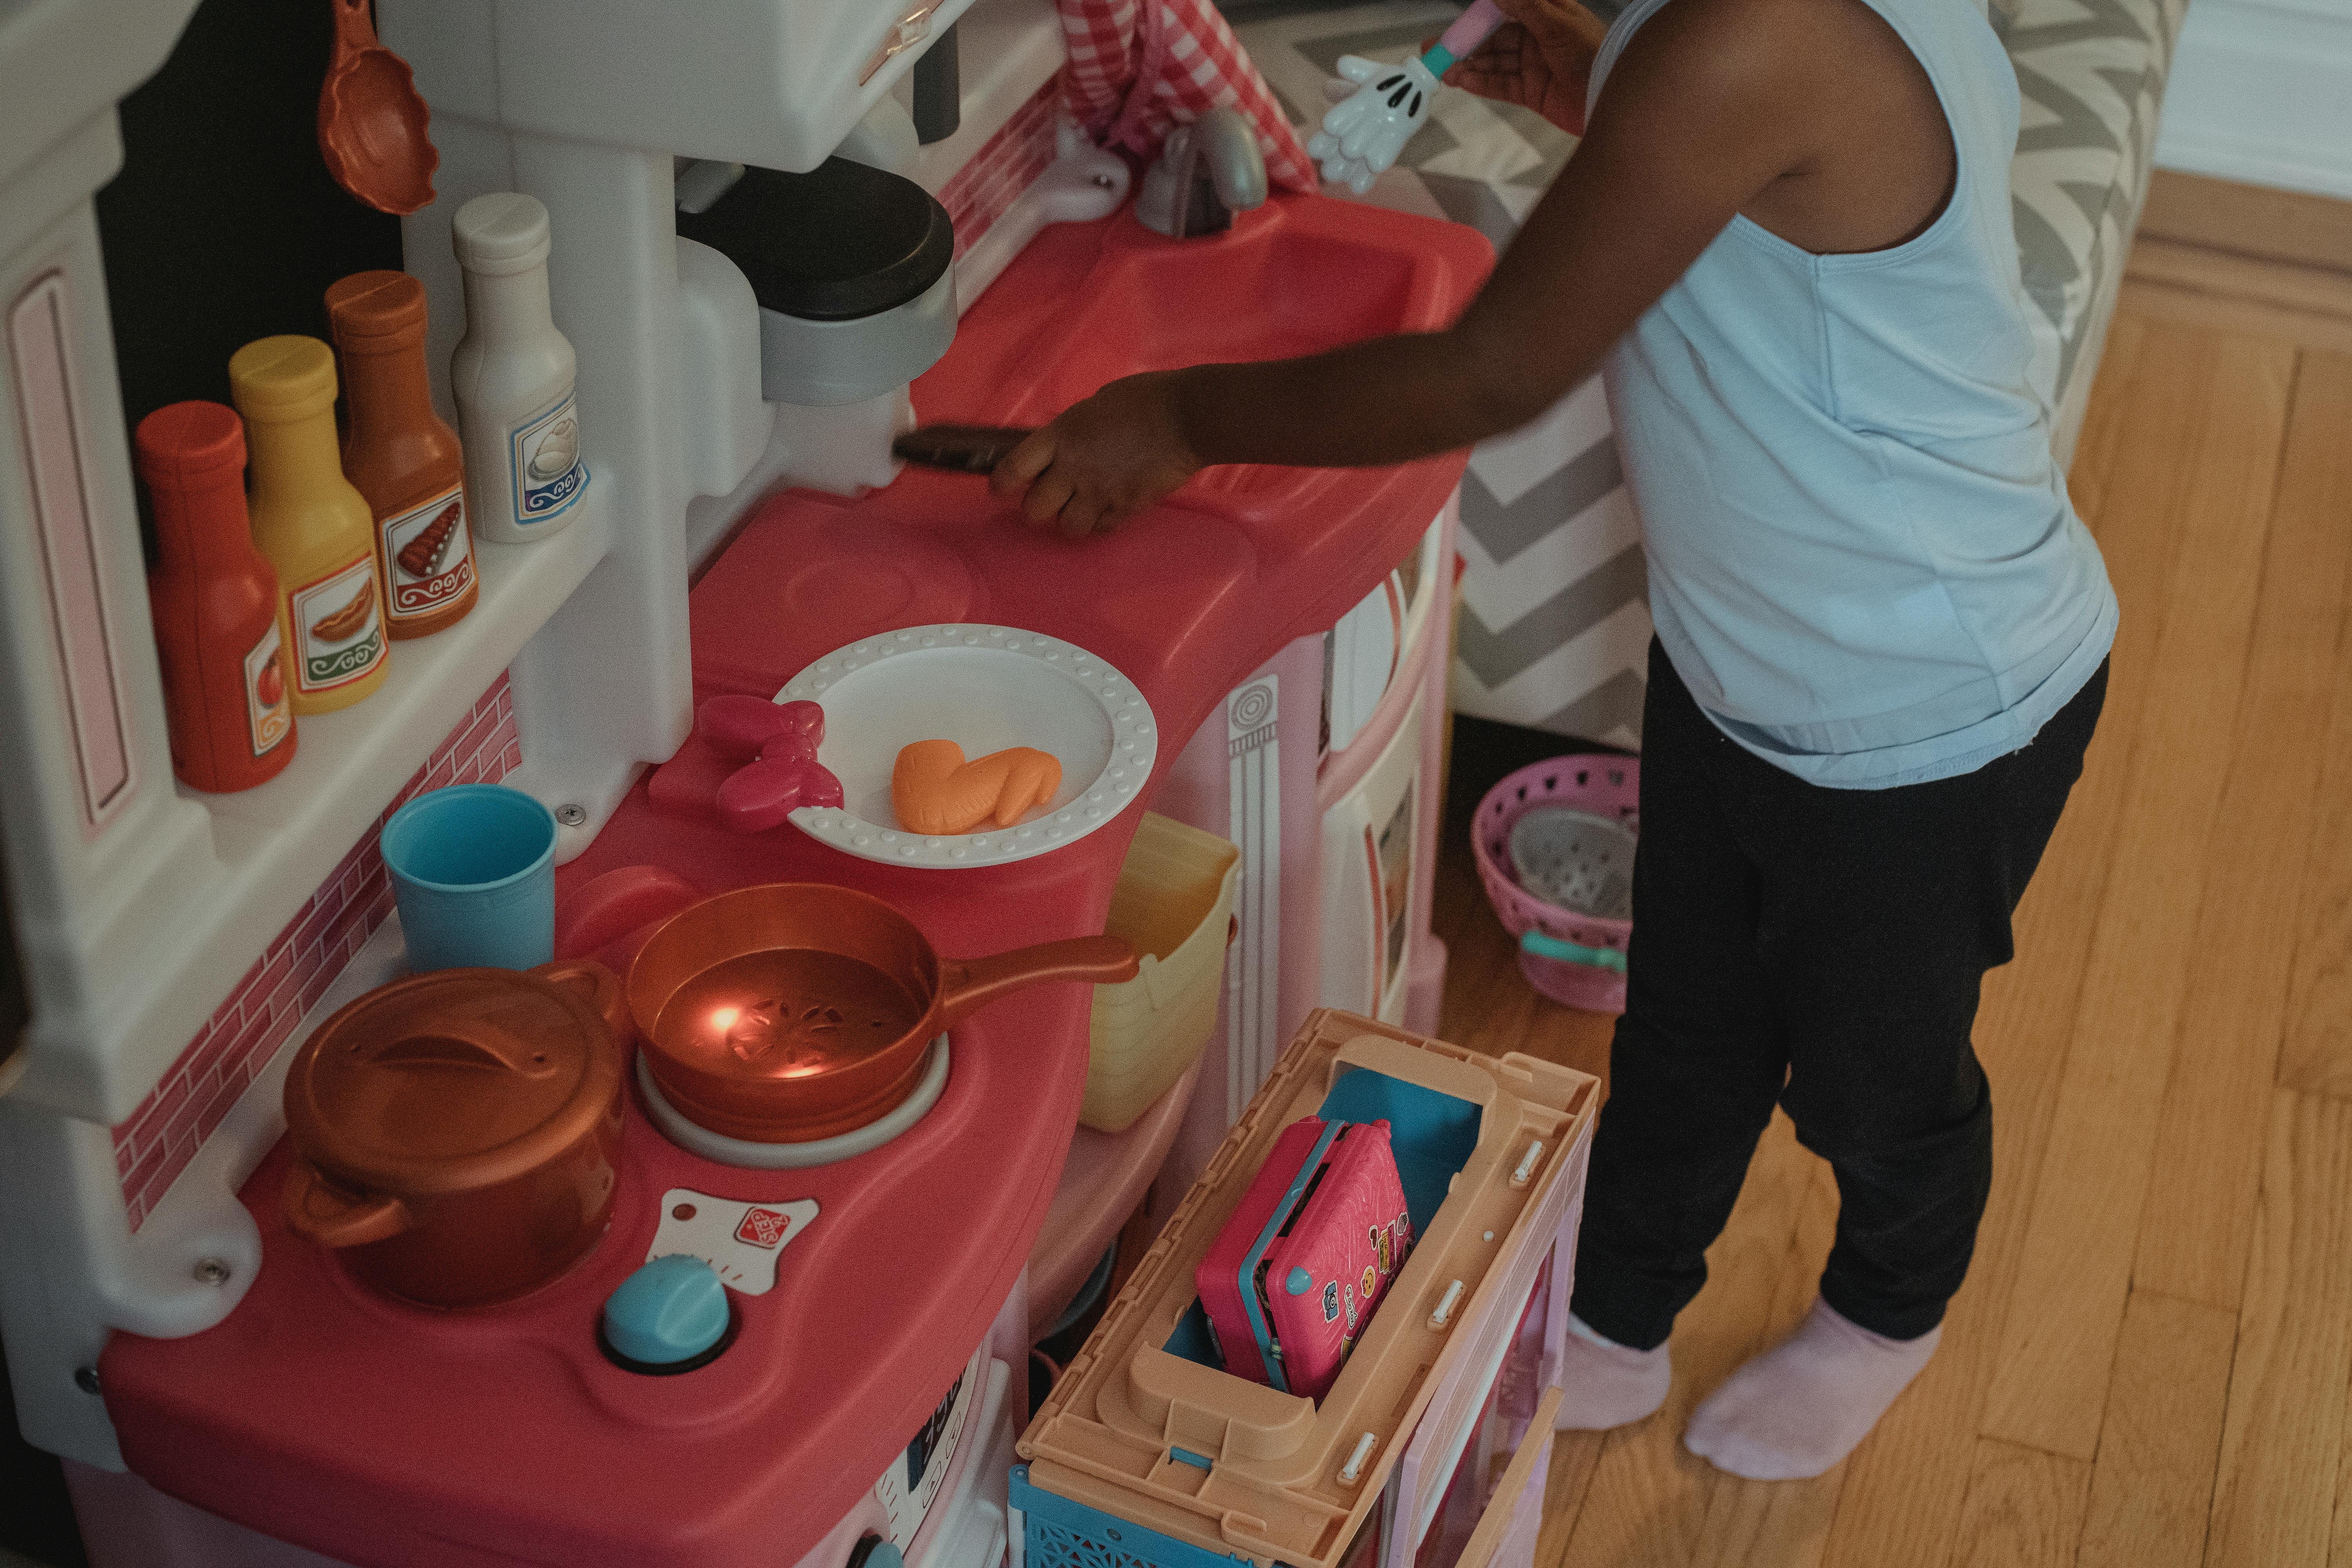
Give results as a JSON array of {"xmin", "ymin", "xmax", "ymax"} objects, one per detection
[{"xmin": 1588, "ymin": 0, "xmax": 2115, "ymax": 788}]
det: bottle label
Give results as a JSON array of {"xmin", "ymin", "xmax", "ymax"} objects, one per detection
[
  {"xmin": 244, "ymin": 622, "xmax": 292, "ymax": 757},
  {"xmin": 289, "ymin": 557, "xmax": 388, "ymax": 694},
  {"xmin": 508, "ymin": 391, "xmax": 588, "ymax": 527},
  {"xmin": 381, "ymin": 485, "xmax": 475, "ymax": 623}
]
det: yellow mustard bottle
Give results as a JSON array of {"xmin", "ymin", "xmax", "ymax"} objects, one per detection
[{"xmin": 228, "ymin": 336, "xmax": 390, "ymax": 713}]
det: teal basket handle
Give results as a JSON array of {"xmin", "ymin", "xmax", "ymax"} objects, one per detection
[{"xmin": 1520, "ymin": 929, "xmax": 1628, "ymax": 974}]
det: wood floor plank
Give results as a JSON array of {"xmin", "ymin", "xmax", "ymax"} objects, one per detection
[
  {"xmin": 2076, "ymin": 1291, "xmax": 2237, "ymax": 1568},
  {"xmin": 2205, "ymin": 1091, "xmax": 2352, "ymax": 1568},
  {"xmin": 2139, "ymin": 171, "xmax": 2352, "ymax": 277},
  {"xmin": 1981, "ymin": 328, "xmax": 2295, "ymax": 1461},
  {"xmin": 1819, "ymin": 313, "xmax": 2189, "ymax": 1568},
  {"xmin": 2118, "ymin": 278, "xmax": 2352, "ymax": 357},
  {"xmin": 1682, "ymin": 1161, "xmax": 1847, "ymax": 1568},
  {"xmin": 2126, "ymin": 237, "xmax": 2352, "ymax": 327},
  {"xmin": 1951, "ymin": 1439, "xmax": 2094, "ymax": 1568},
  {"xmin": 1561, "ymin": 1114, "xmax": 1818, "ymax": 1568},
  {"xmin": 2274, "ymin": 355, "xmax": 2352, "ymax": 1102},
  {"xmin": 2134, "ymin": 350, "xmax": 2352, "ymax": 1308},
  {"xmin": 1534, "ymin": 1432, "xmax": 1606, "ymax": 1568}
]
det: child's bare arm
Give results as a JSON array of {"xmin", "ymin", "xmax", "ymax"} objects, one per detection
[{"xmin": 995, "ymin": 0, "xmax": 1934, "ymax": 536}]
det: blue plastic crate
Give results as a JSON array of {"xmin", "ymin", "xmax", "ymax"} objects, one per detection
[{"xmin": 1010, "ymin": 1465, "xmax": 1262, "ymax": 1568}]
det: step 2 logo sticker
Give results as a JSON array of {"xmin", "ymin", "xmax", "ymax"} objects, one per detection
[
  {"xmin": 1322, "ymin": 1279, "xmax": 1341, "ymax": 1323},
  {"xmin": 735, "ymin": 1206, "xmax": 795, "ymax": 1249},
  {"xmin": 289, "ymin": 557, "xmax": 385, "ymax": 695},
  {"xmin": 646, "ymin": 1191, "xmax": 818, "ymax": 1294}
]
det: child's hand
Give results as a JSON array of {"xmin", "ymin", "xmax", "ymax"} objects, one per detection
[
  {"xmin": 1437, "ymin": 0, "xmax": 1607, "ymax": 136},
  {"xmin": 990, "ymin": 374, "xmax": 1201, "ymax": 539}
]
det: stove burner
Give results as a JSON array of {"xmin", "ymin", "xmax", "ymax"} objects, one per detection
[{"xmin": 634, "ymin": 1036, "xmax": 951, "ymax": 1169}]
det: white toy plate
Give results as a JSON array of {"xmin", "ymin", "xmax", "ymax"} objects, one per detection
[{"xmin": 779, "ymin": 624, "xmax": 1158, "ymax": 868}]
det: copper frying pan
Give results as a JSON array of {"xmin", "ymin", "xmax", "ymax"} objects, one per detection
[{"xmin": 628, "ymin": 884, "xmax": 1136, "ymax": 1143}]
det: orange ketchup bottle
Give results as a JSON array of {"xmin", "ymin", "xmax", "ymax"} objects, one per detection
[
  {"xmin": 326, "ymin": 270, "xmax": 478, "ymax": 637},
  {"xmin": 134, "ymin": 401, "xmax": 297, "ymax": 791}
]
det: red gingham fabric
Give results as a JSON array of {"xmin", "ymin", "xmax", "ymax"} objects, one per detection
[{"xmin": 1058, "ymin": 0, "xmax": 1317, "ymax": 195}]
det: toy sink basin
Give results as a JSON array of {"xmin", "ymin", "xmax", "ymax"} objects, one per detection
[
  {"xmin": 917, "ymin": 195, "xmax": 1494, "ymax": 530},
  {"xmin": 690, "ymin": 193, "xmax": 1488, "ymax": 704}
]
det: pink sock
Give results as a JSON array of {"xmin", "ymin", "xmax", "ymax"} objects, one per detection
[
  {"xmin": 1555, "ymin": 1314, "xmax": 1673, "ymax": 1431},
  {"xmin": 1683, "ymin": 1298, "xmax": 1939, "ymax": 1479}
]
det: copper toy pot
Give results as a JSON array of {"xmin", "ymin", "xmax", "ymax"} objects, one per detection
[
  {"xmin": 281, "ymin": 960, "xmax": 627, "ymax": 1308},
  {"xmin": 628, "ymin": 884, "xmax": 1138, "ymax": 1143}
]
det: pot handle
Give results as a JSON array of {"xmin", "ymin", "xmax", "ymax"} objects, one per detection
[
  {"xmin": 283, "ymin": 1160, "xmax": 411, "ymax": 1249},
  {"xmin": 936, "ymin": 936, "xmax": 1140, "ymax": 1031},
  {"xmin": 533, "ymin": 958, "xmax": 632, "ymax": 1043}
]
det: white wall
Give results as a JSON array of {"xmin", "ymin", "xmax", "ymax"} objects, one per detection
[{"xmin": 2156, "ymin": 0, "xmax": 2352, "ymax": 200}]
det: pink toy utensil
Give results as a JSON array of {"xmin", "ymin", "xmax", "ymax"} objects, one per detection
[
  {"xmin": 1307, "ymin": 0, "xmax": 1504, "ymax": 194},
  {"xmin": 695, "ymin": 696, "xmax": 844, "ymax": 833}
]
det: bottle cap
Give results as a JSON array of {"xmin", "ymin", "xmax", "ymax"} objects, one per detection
[
  {"xmin": 452, "ymin": 192, "xmax": 552, "ymax": 277},
  {"xmin": 134, "ymin": 401, "xmax": 246, "ymax": 486},
  {"xmin": 325, "ymin": 269, "xmax": 428, "ymax": 348},
  {"xmin": 227, "ymin": 336, "xmax": 340, "ymax": 422}
]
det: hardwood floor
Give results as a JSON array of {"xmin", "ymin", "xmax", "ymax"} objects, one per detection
[{"xmin": 1431, "ymin": 183, "xmax": 2352, "ymax": 1566}]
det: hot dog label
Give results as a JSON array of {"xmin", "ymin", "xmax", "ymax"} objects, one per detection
[
  {"xmin": 507, "ymin": 391, "xmax": 588, "ymax": 526},
  {"xmin": 243, "ymin": 622, "xmax": 292, "ymax": 757},
  {"xmin": 289, "ymin": 557, "xmax": 386, "ymax": 694},
  {"xmin": 381, "ymin": 485, "xmax": 475, "ymax": 623}
]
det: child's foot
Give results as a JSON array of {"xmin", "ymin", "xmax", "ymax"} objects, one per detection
[
  {"xmin": 1556, "ymin": 1314, "xmax": 1674, "ymax": 1430},
  {"xmin": 1683, "ymin": 1299, "xmax": 1938, "ymax": 1479}
]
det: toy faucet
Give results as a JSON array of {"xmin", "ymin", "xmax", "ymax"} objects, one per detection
[{"xmin": 1307, "ymin": 0, "xmax": 1506, "ymax": 195}]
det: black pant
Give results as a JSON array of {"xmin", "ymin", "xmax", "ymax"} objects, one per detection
[{"xmin": 1570, "ymin": 641, "xmax": 2107, "ymax": 1348}]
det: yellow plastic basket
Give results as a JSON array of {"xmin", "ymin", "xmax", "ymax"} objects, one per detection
[{"xmin": 1085, "ymin": 814, "xmax": 1241, "ymax": 1132}]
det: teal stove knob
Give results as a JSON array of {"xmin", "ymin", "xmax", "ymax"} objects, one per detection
[{"xmin": 600, "ymin": 1254, "xmax": 732, "ymax": 1373}]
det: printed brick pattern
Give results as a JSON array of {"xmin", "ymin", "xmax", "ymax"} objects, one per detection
[
  {"xmin": 938, "ymin": 78, "xmax": 1063, "ymax": 261},
  {"xmin": 111, "ymin": 675, "xmax": 521, "ymax": 1230}
]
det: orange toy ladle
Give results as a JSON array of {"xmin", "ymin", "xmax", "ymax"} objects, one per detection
[{"xmin": 317, "ymin": 0, "xmax": 439, "ymax": 216}]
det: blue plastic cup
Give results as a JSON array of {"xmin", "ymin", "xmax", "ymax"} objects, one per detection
[{"xmin": 380, "ymin": 784, "xmax": 558, "ymax": 972}]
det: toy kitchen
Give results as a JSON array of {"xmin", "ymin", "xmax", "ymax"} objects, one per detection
[{"xmin": 0, "ymin": 2, "xmax": 1597, "ymax": 1566}]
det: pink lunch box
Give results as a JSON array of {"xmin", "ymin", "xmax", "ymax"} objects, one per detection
[{"xmin": 1195, "ymin": 1116, "xmax": 1414, "ymax": 1401}]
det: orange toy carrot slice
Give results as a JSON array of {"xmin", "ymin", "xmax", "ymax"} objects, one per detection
[{"xmin": 892, "ymin": 740, "xmax": 1063, "ymax": 835}]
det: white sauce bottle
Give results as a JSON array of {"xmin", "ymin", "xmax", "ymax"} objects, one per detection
[{"xmin": 450, "ymin": 192, "xmax": 590, "ymax": 543}]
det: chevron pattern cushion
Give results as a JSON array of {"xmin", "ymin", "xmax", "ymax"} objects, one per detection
[{"xmin": 1232, "ymin": 0, "xmax": 2180, "ymax": 748}]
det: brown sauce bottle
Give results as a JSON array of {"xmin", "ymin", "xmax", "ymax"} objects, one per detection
[{"xmin": 325, "ymin": 270, "xmax": 478, "ymax": 638}]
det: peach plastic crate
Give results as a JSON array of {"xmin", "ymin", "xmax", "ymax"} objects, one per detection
[{"xmin": 1017, "ymin": 1010, "xmax": 1599, "ymax": 1568}]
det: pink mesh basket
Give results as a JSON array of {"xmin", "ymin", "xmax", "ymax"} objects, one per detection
[{"xmin": 1471, "ymin": 755, "xmax": 1638, "ymax": 1013}]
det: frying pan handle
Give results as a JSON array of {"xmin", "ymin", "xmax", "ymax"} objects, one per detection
[
  {"xmin": 936, "ymin": 936, "xmax": 1140, "ymax": 1030},
  {"xmin": 283, "ymin": 1161, "xmax": 410, "ymax": 1249},
  {"xmin": 533, "ymin": 959, "xmax": 632, "ymax": 1043}
]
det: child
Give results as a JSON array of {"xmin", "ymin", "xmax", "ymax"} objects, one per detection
[{"xmin": 994, "ymin": 0, "xmax": 2114, "ymax": 1480}]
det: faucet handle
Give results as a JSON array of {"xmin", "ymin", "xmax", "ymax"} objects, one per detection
[
  {"xmin": 1136, "ymin": 106, "xmax": 1269, "ymax": 238},
  {"xmin": 1194, "ymin": 105, "xmax": 1268, "ymax": 216}
]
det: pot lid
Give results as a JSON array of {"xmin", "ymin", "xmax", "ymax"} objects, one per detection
[
  {"xmin": 284, "ymin": 965, "xmax": 623, "ymax": 1197},
  {"xmin": 673, "ymin": 159, "xmax": 954, "ymax": 323}
]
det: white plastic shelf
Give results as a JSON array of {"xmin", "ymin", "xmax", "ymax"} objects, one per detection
[{"xmin": 13, "ymin": 490, "xmax": 611, "ymax": 1124}]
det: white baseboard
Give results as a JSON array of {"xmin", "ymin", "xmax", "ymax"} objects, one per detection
[{"xmin": 2154, "ymin": 0, "xmax": 2352, "ymax": 200}]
